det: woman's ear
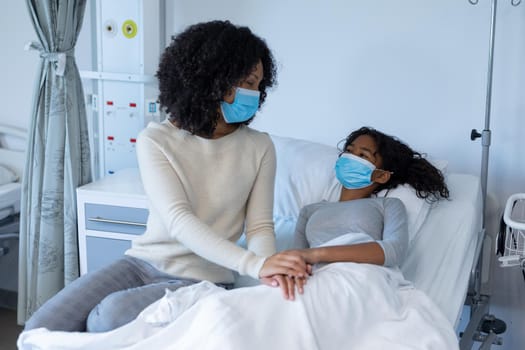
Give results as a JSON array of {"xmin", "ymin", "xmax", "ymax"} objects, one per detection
[
  {"xmin": 372, "ymin": 169, "xmax": 391, "ymax": 184},
  {"xmin": 223, "ymin": 87, "xmax": 236, "ymax": 104}
]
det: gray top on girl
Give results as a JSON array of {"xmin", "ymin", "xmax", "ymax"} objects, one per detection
[{"xmin": 293, "ymin": 197, "xmax": 408, "ymax": 267}]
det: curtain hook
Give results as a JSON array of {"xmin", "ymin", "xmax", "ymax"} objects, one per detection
[
  {"xmin": 468, "ymin": 0, "xmax": 479, "ymax": 4},
  {"xmin": 511, "ymin": 0, "xmax": 521, "ymax": 6}
]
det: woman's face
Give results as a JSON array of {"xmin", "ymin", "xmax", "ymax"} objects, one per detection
[
  {"xmin": 223, "ymin": 60, "xmax": 264, "ymax": 103},
  {"xmin": 345, "ymin": 135, "xmax": 384, "ymax": 169}
]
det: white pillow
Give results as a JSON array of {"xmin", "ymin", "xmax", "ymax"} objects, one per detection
[
  {"xmin": 0, "ymin": 165, "xmax": 18, "ymax": 185},
  {"xmin": 270, "ymin": 135, "xmax": 447, "ymax": 245},
  {"xmin": 429, "ymin": 159, "xmax": 448, "ymax": 175},
  {"xmin": 376, "ymin": 159, "xmax": 448, "ymax": 243},
  {"xmin": 271, "ymin": 135, "xmax": 340, "ymax": 220}
]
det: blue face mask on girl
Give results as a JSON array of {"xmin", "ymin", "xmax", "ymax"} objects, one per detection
[
  {"xmin": 334, "ymin": 153, "xmax": 376, "ymax": 189},
  {"xmin": 220, "ymin": 87, "xmax": 261, "ymax": 124}
]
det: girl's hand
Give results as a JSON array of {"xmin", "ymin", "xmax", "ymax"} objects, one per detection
[{"xmin": 280, "ymin": 248, "xmax": 318, "ymax": 265}]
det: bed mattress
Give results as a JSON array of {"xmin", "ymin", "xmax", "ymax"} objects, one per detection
[
  {"xmin": 401, "ymin": 173, "xmax": 482, "ymax": 328},
  {"xmin": 0, "ymin": 182, "xmax": 21, "ymax": 220}
]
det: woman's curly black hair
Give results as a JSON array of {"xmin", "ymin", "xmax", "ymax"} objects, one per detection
[
  {"xmin": 156, "ymin": 20, "xmax": 277, "ymax": 137},
  {"xmin": 342, "ymin": 127, "xmax": 450, "ymax": 202}
]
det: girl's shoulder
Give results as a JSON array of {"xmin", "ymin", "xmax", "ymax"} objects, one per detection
[
  {"xmin": 312, "ymin": 197, "xmax": 404, "ymax": 211},
  {"xmin": 372, "ymin": 196, "xmax": 405, "ymax": 209}
]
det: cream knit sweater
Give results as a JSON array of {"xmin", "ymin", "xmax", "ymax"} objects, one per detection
[{"xmin": 126, "ymin": 120, "xmax": 277, "ymax": 283}]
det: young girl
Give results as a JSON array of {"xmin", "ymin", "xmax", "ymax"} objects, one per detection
[{"xmin": 275, "ymin": 126, "xmax": 450, "ymax": 299}]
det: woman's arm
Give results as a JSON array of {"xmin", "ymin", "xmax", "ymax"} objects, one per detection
[
  {"xmin": 137, "ymin": 135, "xmax": 260, "ymax": 275},
  {"xmin": 240, "ymin": 136, "xmax": 311, "ymax": 280},
  {"xmin": 244, "ymin": 136, "xmax": 277, "ymax": 258},
  {"xmin": 137, "ymin": 132, "xmax": 307, "ymax": 279}
]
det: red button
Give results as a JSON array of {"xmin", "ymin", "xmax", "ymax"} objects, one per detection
[
  {"xmin": 130, "ymin": 138, "xmax": 136, "ymax": 143},
  {"xmin": 129, "ymin": 103, "xmax": 137, "ymax": 107},
  {"xmin": 107, "ymin": 136, "xmax": 114, "ymax": 141},
  {"xmin": 106, "ymin": 101, "xmax": 114, "ymax": 105}
]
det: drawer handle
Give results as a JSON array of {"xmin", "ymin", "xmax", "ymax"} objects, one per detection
[{"xmin": 87, "ymin": 217, "xmax": 147, "ymax": 227}]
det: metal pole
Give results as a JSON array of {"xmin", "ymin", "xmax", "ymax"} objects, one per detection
[
  {"xmin": 480, "ymin": 0, "xmax": 497, "ymax": 228},
  {"xmin": 466, "ymin": 0, "xmax": 498, "ymax": 322},
  {"xmin": 472, "ymin": 0, "xmax": 498, "ymax": 316}
]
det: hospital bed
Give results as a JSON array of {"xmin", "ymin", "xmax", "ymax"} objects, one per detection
[
  {"xmin": 0, "ymin": 124, "xmax": 25, "ymax": 240},
  {"xmin": 271, "ymin": 135, "xmax": 482, "ymax": 328},
  {"xmin": 17, "ymin": 134, "xmax": 483, "ymax": 350},
  {"xmin": 0, "ymin": 124, "xmax": 25, "ymax": 308}
]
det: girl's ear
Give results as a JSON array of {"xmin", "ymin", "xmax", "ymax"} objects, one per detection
[{"xmin": 372, "ymin": 169, "xmax": 391, "ymax": 184}]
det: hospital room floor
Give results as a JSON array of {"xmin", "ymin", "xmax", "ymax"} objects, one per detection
[{"xmin": 0, "ymin": 307, "xmax": 22, "ymax": 350}]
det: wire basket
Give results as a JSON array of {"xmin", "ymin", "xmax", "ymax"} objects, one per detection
[{"xmin": 498, "ymin": 193, "xmax": 525, "ymax": 268}]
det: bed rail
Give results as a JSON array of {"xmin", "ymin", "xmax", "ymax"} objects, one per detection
[
  {"xmin": 0, "ymin": 124, "xmax": 27, "ymax": 140},
  {"xmin": 0, "ymin": 123, "xmax": 27, "ymax": 179}
]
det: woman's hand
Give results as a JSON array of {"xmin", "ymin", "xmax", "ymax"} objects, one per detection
[
  {"xmin": 259, "ymin": 250, "xmax": 312, "ymax": 280},
  {"xmin": 260, "ymin": 275, "xmax": 307, "ymax": 300},
  {"xmin": 259, "ymin": 250, "xmax": 313, "ymax": 300}
]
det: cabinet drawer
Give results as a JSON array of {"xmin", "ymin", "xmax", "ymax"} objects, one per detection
[
  {"xmin": 86, "ymin": 236, "xmax": 131, "ymax": 273},
  {"xmin": 84, "ymin": 203, "xmax": 148, "ymax": 235}
]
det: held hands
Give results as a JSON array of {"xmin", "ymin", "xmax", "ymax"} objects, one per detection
[
  {"xmin": 260, "ymin": 275, "xmax": 308, "ymax": 300},
  {"xmin": 258, "ymin": 250, "xmax": 311, "ymax": 279},
  {"xmin": 259, "ymin": 250, "xmax": 314, "ymax": 300}
]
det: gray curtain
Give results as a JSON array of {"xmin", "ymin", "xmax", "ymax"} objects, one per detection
[{"xmin": 18, "ymin": 0, "xmax": 91, "ymax": 323}]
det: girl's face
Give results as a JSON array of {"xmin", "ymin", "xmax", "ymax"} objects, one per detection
[
  {"xmin": 338, "ymin": 134, "xmax": 391, "ymax": 201},
  {"xmin": 345, "ymin": 135, "xmax": 384, "ymax": 169},
  {"xmin": 223, "ymin": 60, "xmax": 264, "ymax": 104}
]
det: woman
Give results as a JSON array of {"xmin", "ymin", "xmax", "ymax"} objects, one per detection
[
  {"xmin": 24, "ymin": 20, "xmax": 308, "ymax": 333},
  {"xmin": 276, "ymin": 126, "xmax": 450, "ymax": 299}
]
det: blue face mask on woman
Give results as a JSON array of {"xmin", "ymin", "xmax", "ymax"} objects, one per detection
[
  {"xmin": 220, "ymin": 87, "xmax": 260, "ymax": 123},
  {"xmin": 334, "ymin": 153, "xmax": 376, "ymax": 189}
]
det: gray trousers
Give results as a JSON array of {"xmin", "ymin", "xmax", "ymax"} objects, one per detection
[{"xmin": 24, "ymin": 256, "xmax": 226, "ymax": 332}]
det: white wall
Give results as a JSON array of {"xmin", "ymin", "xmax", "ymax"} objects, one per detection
[
  {"xmin": 0, "ymin": 1, "xmax": 39, "ymax": 130},
  {"xmin": 166, "ymin": 1, "xmax": 524, "ymax": 348},
  {"xmin": 0, "ymin": 1, "xmax": 94, "ymax": 129},
  {"xmin": 1, "ymin": 0, "xmax": 523, "ymax": 348},
  {"xmin": 167, "ymin": 0, "xmax": 525, "ymax": 205}
]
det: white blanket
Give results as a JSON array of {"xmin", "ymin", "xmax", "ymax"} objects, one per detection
[{"xmin": 18, "ymin": 263, "xmax": 458, "ymax": 350}]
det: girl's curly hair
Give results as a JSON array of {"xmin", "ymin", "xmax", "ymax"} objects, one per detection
[
  {"xmin": 156, "ymin": 20, "xmax": 277, "ymax": 137},
  {"xmin": 342, "ymin": 127, "xmax": 450, "ymax": 202}
]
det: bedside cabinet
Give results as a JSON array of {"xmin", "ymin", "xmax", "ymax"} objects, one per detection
[{"xmin": 77, "ymin": 168, "xmax": 149, "ymax": 275}]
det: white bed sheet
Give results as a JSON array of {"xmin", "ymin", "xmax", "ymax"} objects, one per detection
[
  {"xmin": 18, "ymin": 265, "xmax": 459, "ymax": 350},
  {"xmin": 0, "ymin": 182, "xmax": 21, "ymax": 220}
]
